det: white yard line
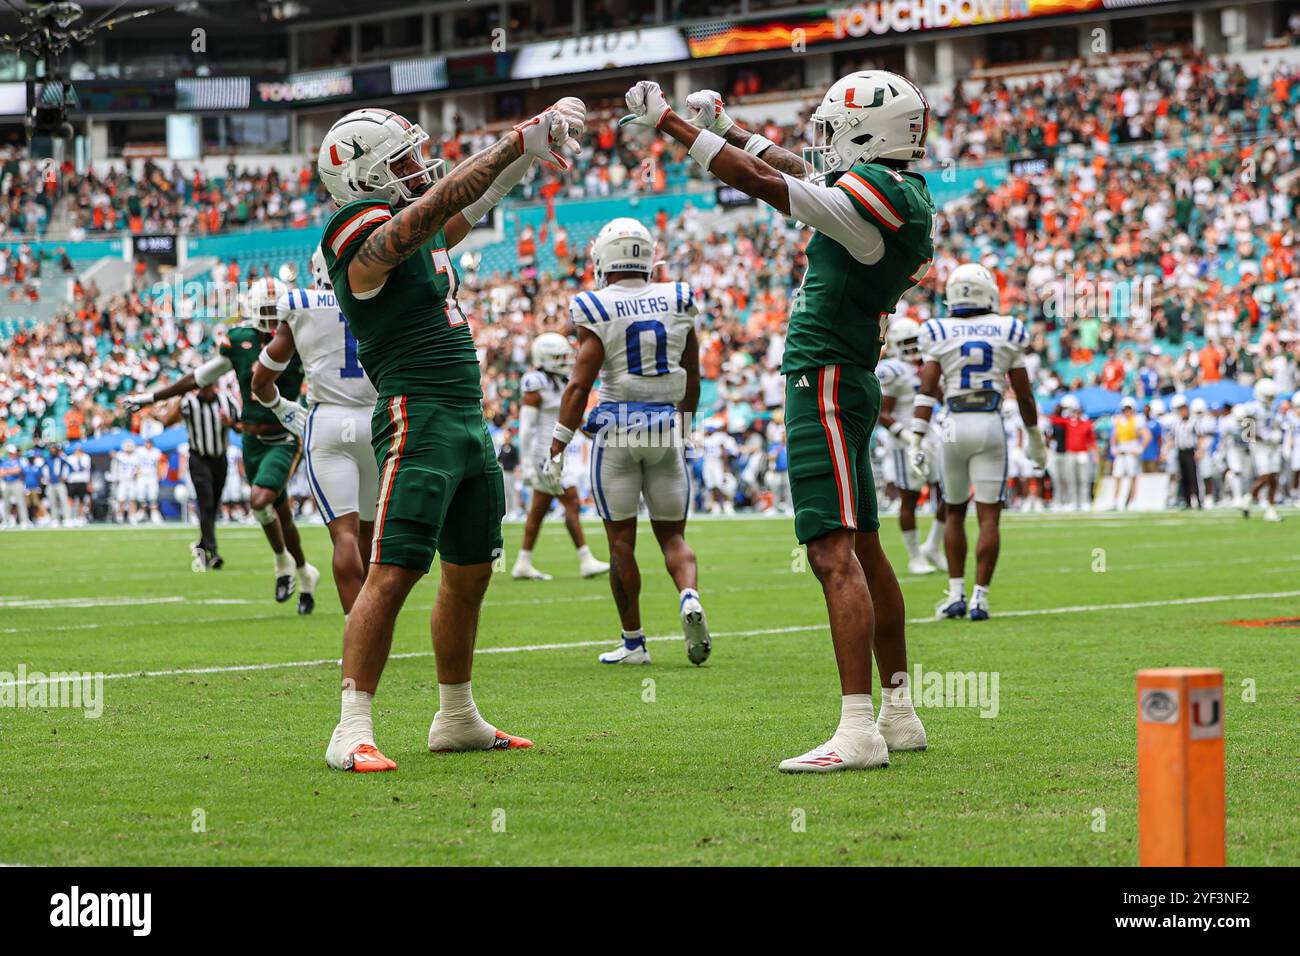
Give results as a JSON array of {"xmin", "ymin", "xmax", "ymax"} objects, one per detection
[
  {"xmin": 0, "ymin": 596, "xmax": 253, "ymax": 610},
  {"xmin": 3, "ymin": 588, "xmax": 1298, "ymax": 690}
]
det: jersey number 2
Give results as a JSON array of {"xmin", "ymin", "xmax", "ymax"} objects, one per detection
[
  {"xmin": 339, "ymin": 313, "xmax": 364, "ymax": 379},
  {"xmin": 959, "ymin": 341, "xmax": 994, "ymax": 390}
]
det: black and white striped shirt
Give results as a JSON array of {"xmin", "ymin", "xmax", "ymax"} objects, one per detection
[
  {"xmin": 181, "ymin": 392, "xmax": 235, "ymax": 457},
  {"xmin": 1174, "ymin": 417, "xmax": 1200, "ymax": 451}
]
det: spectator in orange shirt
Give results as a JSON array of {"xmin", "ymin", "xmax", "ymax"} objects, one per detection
[
  {"xmin": 1198, "ymin": 340, "xmax": 1224, "ymax": 383},
  {"xmin": 1101, "ymin": 351, "xmax": 1126, "ymax": 391}
]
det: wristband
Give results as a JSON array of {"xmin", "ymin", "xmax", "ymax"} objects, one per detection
[
  {"xmin": 888, "ymin": 420, "xmax": 905, "ymax": 438},
  {"xmin": 258, "ymin": 347, "xmax": 290, "ymax": 372},
  {"xmin": 910, "ymin": 418, "xmax": 930, "ymax": 436},
  {"xmin": 688, "ymin": 129, "xmax": 726, "ymax": 171},
  {"xmin": 253, "ymin": 391, "xmax": 283, "ymax": 409},
  {"xmin": 914, "ymin": 394, "xmax": 938, "ymax": 410},
  {"xmin": 743, "ymin": 133, "xmax": 775, "ymax": 156},
  {"xmin": 552, "ymin": 423, "xmax": 575, "ymax": 447}
]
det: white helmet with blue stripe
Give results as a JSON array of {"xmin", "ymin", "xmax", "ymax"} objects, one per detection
[
  {"xmin": 945, "ymin": 263, "xmax": 999, "ymax": 314},
  {"xmin": 310, "ymin": 245, "xmax": 331, "ymax": 290},
  {"xmin": 592, "ymin": 217, "xmax": 654, "ymax": 287}
]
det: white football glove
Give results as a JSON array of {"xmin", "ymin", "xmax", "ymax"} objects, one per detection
[
  {"xmin": 537, "ymin": 453, "xmax": 565, "ymax": 497},
  {"xmin": 684, "ymin": 89, "xmax": 733, "ymax": 134},
  {"xmin": 620, "ymin": 81, "xmax": 672, "ymax": 130},
  {"xmin": 905, "ymin": 432, "xmax": 930, "ymax": 490},
  {"xmin": 1025, "ymin": 424, "xmax": 1048, "ymax": 469},
  {"xmin": 514, "ymin": 104, "xmax": 583, "ymax": 170},
  {"xmin": 122, "ymin": 391, "xmax": 154, "ymax": 413},
  {"xmin": 255, "ymin": 393, "xmax": 306, "ymax": 438}
]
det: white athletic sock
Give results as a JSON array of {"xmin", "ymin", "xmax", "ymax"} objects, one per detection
[
  {"xmin": 274, "ymin": 550, "xmax": 294, "ymax": 575},
  {"xmin": 948, "ymin": 577, "xmax": 965, "ymax": 601},
  {"xmin": 577, "ymin": 545, "xmax": 592, "ymax": 560},
  {"xmin": 972, "ymin": 584, "xmax": 989, "ymax": 605},
  {"xmin": 621, "ymin": 627, "xmax": 645, "ymax": 648},
  {"xmin": 437, "ymin": 681, "xmax": 482, "ymax": 723},
  {"xmin": 924, "ymin": 521, "xmax": 943, "ymax": 551},
  {"xmin": 834, "ymin": 693, "xmax": 876, "ymax": 739},
  {"xmin": 902, "ymin": 529, "xmax": 921, "ymax": 560},
  {"xmin": 337, "ymin": 689, "xmax": 374, "ymax": 747},
  {"xmin": 515, "ymin": 549, "xmax": 532, "ymax": 564},
  {"xmin": 879, "ymin": 681, "xmax": 914, "ymax": 715},
  {"xmin": 680, "ymin": 587, "xmax": 700, "ymax": 602}
]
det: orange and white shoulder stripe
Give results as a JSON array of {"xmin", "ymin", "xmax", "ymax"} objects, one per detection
[
  {"xmin": 817, "ymin": 366, "xmax": 857, "ymax": 530},
  {"xmin": 327, "ymin": 204, "xmax": 391, "ymax": 258},
  {"xmin": 371, "ymin": 396, "xmax": 409, "ymax": 565},
  {"xmin": 836, "ymin": 171, "xmax": 904, "ymax": 232}
]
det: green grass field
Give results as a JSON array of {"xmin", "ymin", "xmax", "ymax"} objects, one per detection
[{"xmin": 1, "ymin": 511, "xmax": 1296, "ymax": 866}]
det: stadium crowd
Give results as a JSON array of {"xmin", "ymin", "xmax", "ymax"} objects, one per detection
[{"xmin": 6, "ymin": 47, "xmax": 1300, "ymax": 526}]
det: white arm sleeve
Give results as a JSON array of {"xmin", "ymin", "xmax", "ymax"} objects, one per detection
[
  {"xmin": 461, "ymin": 154, "xmax": 534, "ymax": 225},
  {"xmin": 782, "ymin": 174, "xmax": 885, "ymax": 265},
  {"xmin": 519, "ymin": 404, "xmax": 539, "ymax": 462},
  {"xmin": 194, "ymin": 355, "xmax": 234, "ymax": 387}
]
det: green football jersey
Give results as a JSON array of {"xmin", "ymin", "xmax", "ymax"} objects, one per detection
[
  {"xmin": 781, "ymin": 163, "xmax": 934, "ymax": 374},
  {"xmin": 219, "ymin": 325, "xmax": 305, "ymax": 427},
  {"xmin": 322, "ymin": 199, "xmax": 481, "ymax": 404}
]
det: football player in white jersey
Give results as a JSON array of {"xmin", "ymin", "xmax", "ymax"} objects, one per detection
[
  {"xmin": 908, "ymin": 263, "xmax": 1047, "ymax": 621},
  {"xmin": 112, "ymin": 439, "xmax": 139, "ymax": 524},
  {"xmin": 251, "ymin": 246, "xmax": 382, "ymax": 614},
  {"xmin": 541, "ymin": 217, "xmax": 710, "ymax": 665},
  {"xmin": 877, "ymin": 317, "xmax": 947, "ymax": 574},
  {"xmin": 1239, "ymin": 379, "xmax": 1285, "ymax": 521},
  {"xmin": 512, "ymin": 332, "xmax": 610, "ymax": 581},
  {"xmin": 134, "ymin": 437, "xmax": 164, "ymax": 524}
]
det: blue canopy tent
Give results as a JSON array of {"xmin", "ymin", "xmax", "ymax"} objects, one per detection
[
  {"xmin": 76, "ymin": 426, "xmax": 240, "ymax": 454},
  {"xmin": 1183, "ymin": 381, "xmax": 1254, "ymax": 410},
  {"xmin": 1043, "ymin": 387, "xmax": 1126, "ymax": 418}
]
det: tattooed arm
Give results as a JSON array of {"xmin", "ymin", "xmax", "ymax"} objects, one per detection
[
  {"xmin": 717, "ymin": 125, "xmax": 809, "ymax": 178},
  {"xmin": 348, "ymin": 136, "xmax": 521, "ymax": 294}
]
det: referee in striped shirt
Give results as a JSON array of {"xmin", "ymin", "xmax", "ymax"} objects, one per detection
[{"xmin": 164, "ymin": 385, "xmax": 236, "ymax": 568}]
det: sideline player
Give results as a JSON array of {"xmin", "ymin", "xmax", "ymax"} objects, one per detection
[
  {"xmin": 909, "ymin": 263, "xmax": 1047, "ymax": 621},
  {"xmin": 512, "ymin": 332, "xmax": 610, "ymax": 581},
  {"xmin": 124, "ymin": 278, "xmax": 321, "ymax": 612},
  {"xmin": 623, "ymin": 76, "xmax": 929, "ymax": 769},
  {"xmin": 542, "ymin": 217, "xmax": 708, "ymax": 665},
  {"xmin": 877, "ymin": 317, "xmax": 946, "ymax": 574},
  {"xmin": 1109, "ymin": 398, "xmax": 1150, "ymax": 511},
  {"xmin": 315, "ymin": 101, "xmax": 586, "ymax": 771},
  {"xmin": 251, "ymin": 247, "xmax": 380, "ymax": 615},
  {"xmin": 1240, "ymin": 379, "xmax": 1284, "ymax": 521}
]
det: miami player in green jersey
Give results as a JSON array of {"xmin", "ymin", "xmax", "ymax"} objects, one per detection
[
  {"xmin": 123, "ymin": 276, "xmax": 321, "ymax": 612},
  {"xmin": 314, "ymin": 101, "xmax": 586, "ymax": 772},
  {"xmin": 623, "ymin": 72, "xmax": 931, "ymax": 772}
]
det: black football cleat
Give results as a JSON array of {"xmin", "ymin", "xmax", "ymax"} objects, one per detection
[
  {"xmin": 208, "ymin": 552, "xmax": 224, "ymax": 570},
  {"xmin": 297, "ymin": 592, "xmax": 315, "ymax": 615},
  {"xmin": 275, "ymin": 574, "xmax": 296, "ymax": 603}
]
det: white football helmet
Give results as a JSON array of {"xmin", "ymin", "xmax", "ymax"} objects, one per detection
[
  {"xmin": 317, "ymin": 108, "xmax": 444, "ymax": 207},
  {"xmin": 531, "ymin": 332, "xmax": 574, "ymax": 376},
  {"xmin": 1149, "ymin": 398, "xmax": 1167, "ymax": 416},
  {"xmin": 945, "ymin": 263, "xmax": 999, "ymax": 314},
  {"xmin": 310, "ymin": 245, "xmax": 331, "ymax": 290},
  {"xmin": 1059, "ymin": 395, "xmax": 1081, "ymax": 412},
  {"xmin": 886, "ymin": 317, "xmax": 921, "ymax": 360},
  {"xmin": 591, "ymin": 217, "xmax": 654, "ymax": 286},
  {"xmin": 1190, "ymin": 397, "xmax": 1209, "ymax": 415},
  {"xmin": 1255, "ymin": 378, "xmax": 1279, "ymax": 404},
  {"xmin": 244, "ymin": 276, "xmax": 285, "ymax": 333},
  {"xmin": 803, "ymin": 70, "xmax": 929, "ymax": 185}
]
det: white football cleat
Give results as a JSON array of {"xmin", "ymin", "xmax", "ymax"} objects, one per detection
[
  {"xmin": 598, "ymin": 639, "xmax": 651, "ymax": 665},
  {"xmin": 876, "ymin": 707, "xmax": 928, "ymax": 752},
  {"xmin": 907, "ymin": 557, "xmax": 936, "ymax": 575},
  {"xmin": 511, "ymin": 560, "xmax": 553, "ymax": 581},
  {"xmin": 778, "ymin": 729, "xmax": 889, "ymax": 773},
  {"xmin": 680, "ymin": 592, "xmax": 711, "ymax": 665},
  {"xmin": 920, "ymin": 544, "xmax": 946, "ymax": 571},
  {"xmin": 579, "ymin": 554, "xmax": 610, "ymax": 578},
  {"xmin": 1265, "ymin": 505, "xmax": 1283, "ymax": 522}
]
